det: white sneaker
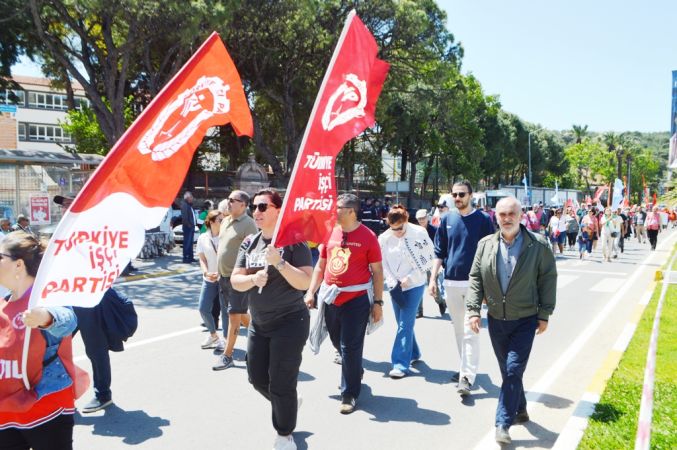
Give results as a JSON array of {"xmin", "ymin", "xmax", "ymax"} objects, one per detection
[
  {"xmin": 200, "ymin": 335, "xmax": 219, "ymax": 349},
  {"xmin": 213, "ymin": 338, "xmax": 225, "ymax": 354},
  {"xmin": 389, "ymin": 368, "xmax": 406, "ymax": 379},
  {"xmin": 272, "ymin": 434, "xmax": 296, "ymax": 450}
]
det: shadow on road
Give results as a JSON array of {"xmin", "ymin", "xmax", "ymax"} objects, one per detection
[
  {"xmin": 292, "ymin": 431, "xmax": 314, "ymax": 450},
  {"xmin": 75, "ymin": 405, "xmax": 170, "ymax": 444},
  {"xmin": 329, "ymin": 385, "xmax": 451, "ymax": 425},
  {"xmin": 506, "ymin": 420, "xmax": 559, "ymax": 449}
]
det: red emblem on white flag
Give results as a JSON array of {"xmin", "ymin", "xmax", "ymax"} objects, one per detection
[
  {"xmin": 30, "ymin": 32, "xmax": 252, "ymax": 308},
  {"xmin": 272, "ymin": 11, "xmax": 389, "ymax": 247}
]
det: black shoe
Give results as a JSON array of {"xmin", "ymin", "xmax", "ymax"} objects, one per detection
[
  {"xmin": 438, "ymin": 302, "xmax": 447, "ymax": 316},
  {"xmin": 515, "ymin": 410, "xmax": 530, "ymax": 424},
  {"xmin": 457, "ymin": 376, "xmax": 471, "ymax": 396},
  {"xmin": 82, "ymin": 397, "xmax": 113, "ymax": 413},
  {"xmin": 416, "ymin": 310, "xmax": 423, "ymax": 319},
  {"xmin": 339, "ymin": 395, "xmax": 356, "ymax": 414},
  {"xmin": 495, "ymin": 425, "xmax": 511, "ymax": 444}
]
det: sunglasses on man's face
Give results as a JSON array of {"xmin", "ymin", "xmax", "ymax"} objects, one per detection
[
  {"xmin": 0, "ymin": 253, "xmax": 14, "ymax": 261},
  {"xmin": 228, "ymin": 197, "xmax": 243, "ymax": 204},
  {"xmin": 451, "ymin": 192, "xmax": 467, "ymax": 198},
  {"xmin": 252, "ymin": 203, "xmax": 274, "ymax": 213}
]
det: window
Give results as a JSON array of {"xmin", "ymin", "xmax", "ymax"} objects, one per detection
[
  {"xmin": 75, "ymin": 97, "xmax": 90, "ymax": 110},
  {"xmin": 28, "ymin": 92, "xmax": 69, "ymax": 110},
  {"xmin": 18, "ymin": 123, "xmax": 26, "ymax": 141},
  {"xmin": 0, "ymin": 89, "xmax": 25, "ymax": 105},
  {"xmin": 27, "ymin": 124, "xmax": 71, "ymax": 143}
]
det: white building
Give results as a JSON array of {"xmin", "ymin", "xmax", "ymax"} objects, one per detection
[{"xmin": 0, "ymin": 76, "xmax": 102, "ymax": 228}]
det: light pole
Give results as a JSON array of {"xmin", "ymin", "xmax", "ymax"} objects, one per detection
[{"xmin": 528, "ymin": 131, "xmax": 533, "ymax": 204}]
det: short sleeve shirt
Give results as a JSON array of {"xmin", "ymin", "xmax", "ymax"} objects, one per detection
[
  {"xmin": 235, "ymin": 234, "xmax": 312, "ymax": 325},
  {"xmin": 217, "ymin": 213, "xmax": 257, "ymax": 277},
  {"xmin": 320, "ymin": 224, "xmax": 382, "ymax": 306},
  {"xmin": 196, "ymin": 232, "xmax": 219, "ymax": 281}
]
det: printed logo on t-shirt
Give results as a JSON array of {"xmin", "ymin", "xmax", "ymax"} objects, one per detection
[
  {"xmin": 0, "ymin": 359, "xmax": 23, "ymax": 379},
  {"xmin": 11, "ymin": 313, "xmax": 25, "ymax": 330},
  {"xmin": 327, "ymin": 246, "xmax": 351, "ymax": 276}
]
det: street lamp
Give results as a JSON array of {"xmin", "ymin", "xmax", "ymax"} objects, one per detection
[{"xmin": 528, "ymin": 131, "xmax": 533, "ymax": 204}]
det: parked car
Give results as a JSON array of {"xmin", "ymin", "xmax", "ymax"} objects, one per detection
[{"xmin": 173, "ymin": 224, "xmax": 200, "ymax": 246}]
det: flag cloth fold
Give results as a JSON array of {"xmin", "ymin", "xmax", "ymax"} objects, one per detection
[
  {"xmin": 272, "ymin": 10, "xmax": 389, "ymax": 247},
  {"xmin": 30, "ymin": 32, "xmax": 252, "ymax": 308},
  {"xmin": 611, "ymin": 178, "xmax": 624, "ymax": 210}
]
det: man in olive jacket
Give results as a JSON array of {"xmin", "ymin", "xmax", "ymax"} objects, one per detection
[{"xmin": 466, "ymin": 196, "xmax": 557, "ymax": 445}]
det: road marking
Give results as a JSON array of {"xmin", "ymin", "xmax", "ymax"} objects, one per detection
[
  {"xmin": 116, "ymin": 269, "xmax": 201, "ymax": 286},
  {"xmin": 473, "ymin": 232, "xmax": 676, "ymax": 450},
  {"xmin": 557, "ymin": 274, "xmax": 578, "ymax": 288},
  {"xmin": 590, "ymin": 278, "xmax": 622, "ymax": 293},
  {"xmin": 558, "ymin": 268, "xmax": 627, "ymax": 276},
  {"xmin": 74, "ymin": 326, "xmax": 204, "ymax": 362}
]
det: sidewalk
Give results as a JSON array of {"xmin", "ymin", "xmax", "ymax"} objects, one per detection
[{"xmin": 118, "ymin": 247, "xmax": 200, "ymax": 283}]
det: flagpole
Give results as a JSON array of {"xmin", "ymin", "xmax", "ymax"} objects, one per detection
[
  {"xmin": 21, "ymin": 327, "xmax": 31, "ymax": 390},
  {"xmin": 270, "ymin": 9, "xmax": 357, "ymax": 247}
]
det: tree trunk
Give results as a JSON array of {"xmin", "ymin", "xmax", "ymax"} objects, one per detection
[{"xmin": 251, "ymin": 113, "xmax": 284, "ymax": 178}]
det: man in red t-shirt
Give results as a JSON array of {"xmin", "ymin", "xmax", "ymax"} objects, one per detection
[{"xmin": 305, "ymin": 193, "xmax": 383, "ymax": 415}]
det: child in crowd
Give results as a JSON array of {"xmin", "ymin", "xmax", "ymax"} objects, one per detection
[{"xmin": 578, "ymin": 224, "xmax": 591, "ymax": 259}]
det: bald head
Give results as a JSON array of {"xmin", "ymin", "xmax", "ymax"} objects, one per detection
[{"xmin": 496, "ymin": 196, "xmax": 522, "ymax": 239}]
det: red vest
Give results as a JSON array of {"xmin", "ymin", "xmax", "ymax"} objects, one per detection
[{"xmin": 0, "ymin": 288, "xmax": 89, "ymax": 428}]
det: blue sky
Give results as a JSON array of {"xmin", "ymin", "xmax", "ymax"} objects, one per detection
[
  {"xmin": 440, "ymin": 0, "xmax": 677, "ymax": 133},
  {"xmin": 13, "ymin": 1, "xmax": 676, "ymax": 133}
]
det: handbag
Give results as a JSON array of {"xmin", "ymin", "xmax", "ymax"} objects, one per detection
[{"xmin": 610, "ymin": 231, "xmax": 618, "ymax": 238}]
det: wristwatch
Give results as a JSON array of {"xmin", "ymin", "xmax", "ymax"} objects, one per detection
[
  {"xmin": 373, "ymin": 299, "xmax": 384, "ymax": 306},
  {"xmin": 275, "ymin": 260, "xmax": 286, "ymax": 271}
]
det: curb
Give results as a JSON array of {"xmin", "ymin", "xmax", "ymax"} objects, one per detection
[
  {"xmin": 552, "ymin": 287, "xmax": 655, "ymax": 449},
  {"xmin": 117, "ymin": 267, "xmax": 198, "ymax": 283}
]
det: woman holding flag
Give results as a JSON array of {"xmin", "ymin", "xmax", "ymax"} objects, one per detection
[
  {"xmin": 0, "ymin": 231, "xmax": 87, "ymax": 449},
  {"xmin": 231, "ymin": 189, "xmax": 313, "ymax": 450}
]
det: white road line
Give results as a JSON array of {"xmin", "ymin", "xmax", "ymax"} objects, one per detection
[
  {"xmin": 639, "ymin": 290, "xmax": 653, "ymax": 305},
  {"xmin": 558, "ymin": 268, "xmax": 627, "ymax": 276},
  {"xmin": 74, "ymin": 326, "xmax": 203, "ymax": 362},
  {"xmin": 115, "ymin": 269, "xmax": 201, "ymax": 286},
  {"xmin": 473, "ymin": 231, "xmax": 676, "ymax": 449},
  {"xmin": 552, "ymin": 392, "xmax": 600, "ymax": 450},
  {"xmin": 590, "ymin": 278, "xmax": 623, "ymax": 293},
  {"xmin": 612, "ymin": 323, "xmax": 637, "ymax": 352},
  {"xmin": 557, "ymin": 274, "xmax": 578, "ymax": 288}
]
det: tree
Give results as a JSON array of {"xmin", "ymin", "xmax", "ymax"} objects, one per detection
[{"xmin": 572, "ymin": 124, "xmax": 589, "ymax": 144}]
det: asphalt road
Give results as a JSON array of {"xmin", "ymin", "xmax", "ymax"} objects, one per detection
[{"xmin": 71, "ymin": 228, "xmax": 676, "ymax": 449}]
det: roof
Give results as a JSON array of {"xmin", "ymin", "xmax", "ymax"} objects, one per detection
[
  {"xmin": 7, "ymin": 75, "xmax": 86, "ymax": 95},
  {"xmin": 0, "ymin": 148, "xmax": 103, "ymax": 165}
]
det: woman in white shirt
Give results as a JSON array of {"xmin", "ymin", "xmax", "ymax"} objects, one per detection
[
  {"xmin": 548, "ymin": 209, "xmax": 568, "ymax": 254},
  {"xmin": 599, "ymin": 208, "xmax": 620, "ymax": 262},
  {"xmin": 197, "ymin": 210, "xmax": 224, "ymax": 349},
  {"xmin": 378, "ymin": 205, "xmax": 434, "ymax": 378}
]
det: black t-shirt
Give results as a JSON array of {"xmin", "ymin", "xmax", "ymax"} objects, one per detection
[{"xmin": 235, "ymin": 233, "xmax": 312, "ymax": 325}]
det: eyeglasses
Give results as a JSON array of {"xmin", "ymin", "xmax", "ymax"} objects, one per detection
[
  {"xmin": 341, "ymin": 232, "xmax": 348, "ymax": 248},
  {"xmin": 0, "ymin": 253, "xmax": 14, "ymax": 261},
  {"xmin": 390, "ymin": 225, "xmax": 404, "ymax": 232},
  {"xmin": 337, "ymin": 206, "xmax": 352, "ymax": 210},
  {"xmin": 252, "ymin": 203, "xmax": 274, "ymax": 213},
  {"xmin": 228, "ymin": 198, "xmax": 243, "ymax": 203},
  {"xmin": 451, "ymin": 192, "xmax": 467, "ymax": 198}
]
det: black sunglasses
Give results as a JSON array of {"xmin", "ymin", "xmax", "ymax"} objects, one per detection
[
  {"xmin": 252, "ymin": 203, "xmax": 274, "ymax": 212},
  {"xmin": 0, "ymin": 252, "xmax": 14, "ymax": 261},
  {"xmin": 228, "ymin": 197, "xmax": 243, "ymax": 203},
  {"xmin": 451, "ymin": 192, "xmax": 467, "ymax": 198}
]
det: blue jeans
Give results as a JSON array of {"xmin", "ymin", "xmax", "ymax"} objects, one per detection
[
  {"xmin": 74, "ymin": 306, "xmax": 111, "ymax": 402},
  {"xmin": 182, "ymin": 224, "xmax": 195, "ymax": 262},
  {"xmin": 324, "ymin": 294, "xmax": 370, "ymax": 399},
  {"xmin": 198, "ymin": 280, "xmax": 225, "ymax": 335},
  {"xmin": 390, "ymin": 284, "xmax": 423, "ymax": 372},
  {"xmin": 488, "ymin": 314, "xmax": 538, "ymax": 427}
]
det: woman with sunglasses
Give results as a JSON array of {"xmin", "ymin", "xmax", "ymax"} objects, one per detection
[
  {"xmin": 196, "ymin": 210, "xmax": 225, "ymax": 350},
  {"xmin": 231, "ymin": 189, "xmax": 313, "ymax": 450},
  {"xmin": 378, "ymin": 206, "xmax": 434, "ymax": 378},
  {"xmin": 0, "ymin": 231, "xmax": 88, "ymax": 449}
]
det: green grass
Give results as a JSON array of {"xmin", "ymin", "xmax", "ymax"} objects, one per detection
[{"xmin": 579, "ymin": 270, "xmax": 677, "ymax": 448}]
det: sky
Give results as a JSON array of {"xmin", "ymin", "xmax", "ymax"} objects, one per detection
[
  {"xmin": 440, "ymin": 0, "xmax": 677, "ymax": 133},
  {"xmin": 12, "ymin": 1, "xmax": 677, "ymax": 133}
]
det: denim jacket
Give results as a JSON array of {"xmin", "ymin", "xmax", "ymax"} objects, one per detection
[{"xmin": 34, "ymin": 306, "xmax": 77, "ymax": 400}]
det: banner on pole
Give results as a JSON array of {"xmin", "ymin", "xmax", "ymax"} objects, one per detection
[
  {"xmin": 30, "ymin": 32, "xmax": 252, "ymax": 308},
  {"xmin": 272, "ymin": 10, "xmax": 389, "ymax": 247}
]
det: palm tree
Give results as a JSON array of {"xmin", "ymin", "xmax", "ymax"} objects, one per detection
[{"xmin": 572, "ymin": 124, "xmax": 589, "ymax": 144}]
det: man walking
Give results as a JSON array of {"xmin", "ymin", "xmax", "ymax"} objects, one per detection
[
  {"xmin": 213, "ymin": 190, "xmax": 258, "ymax": 370},
  {"xmin": 181, "ymin": 191, "xmax": 197, "ymax": 263},
  {"xmin": 305, "ymin": 193, "xmax": 383, "ymax": 414},
  {"xmin": 429, "ymin": 181, "xmax": 494, "ymax": 397},
  {"xmin": 466, "ymin": 196, "xmax": 557, "ymax": 445}
]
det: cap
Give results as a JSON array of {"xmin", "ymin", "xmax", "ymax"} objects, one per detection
[
  {"xmin": 53, "ymin": 195, "xmax": 74, "ymax": 206},
  {"xmin": 438, "ymin": 194, "xmax": 453, "ymax": 208},
  {"xmin": 415, "ymin": 209, "xmax": 428, "ymax": 219}
]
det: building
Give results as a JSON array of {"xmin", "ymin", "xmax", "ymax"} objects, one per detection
[{"xmin": 0, "ymin": 76, "xmax": 102, "ymax": 229}]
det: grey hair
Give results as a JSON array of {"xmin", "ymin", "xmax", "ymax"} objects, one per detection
[
  {"xmin": 337, "ymin": 193, "xmax": 360, "ymax": 215},
  {"xmin": 183, "ymin": 191, "xmax": 193, "ymax": 200},
  {"xmin": 496, "ymin": 196, "xmax": 522, "ymax": 213},
  {"xmin": 217, "ymin": 199, "xmax": 229, "ymax": 213},
  {"xmin": 230, "ymin": 190, "xmax": 250, "ymax": 204}
]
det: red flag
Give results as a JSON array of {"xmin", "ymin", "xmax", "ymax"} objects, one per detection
[
  {"xmin": 272, "ymin": 10, "xmax": 389, "ymax": 247},
  {"xmin": 592, "ymin": 185, "xmax": 608, "ymax": 204},
  {"xmin": 31, "ymin": 32, "xmax": 252, "ymax": 308}
]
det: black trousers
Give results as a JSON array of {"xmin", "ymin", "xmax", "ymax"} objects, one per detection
[
  {"xmin": 74, "ymin": 306, "xmax": 112, "ymax": 402},
  {"xmin": 0, "ymin": 413, "xmax": 74, "ymax": 450},
  {"xmin": 647, "ymin": 229, "xmax": 659, "ymax": 249},
  {"xmin": 247, "ymin": 308, "xmax": 309, "ymax": 436}
]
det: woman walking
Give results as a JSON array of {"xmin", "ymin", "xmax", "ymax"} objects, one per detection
[
  {"xmin": 0, "ymin": 232, "xmax": 88, "ymax": 450},
  {"xmin": 582, "ymin": 209, "xmax": 600, "ymax": 252},
  {"xmin": 378, "ymin": 206, "xmax": 434, "ymax": 378},
  {"xmin": 600, "ymin": 208, "xmax": 620, "ymax": 262},
  {"xmin": 565, "ymin": 209, "xmax": 579, "ymax": 251},
  {"xmin": 231, "ymin": 189, "xmax": 313, "ymax": 450},
  {"xmin": 197, "ymin": 210, "xmax": 225, "ymax": 350},
  {"xmin": 646, "ymin": 206, "xmax": 661, "ymax": 250}
]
